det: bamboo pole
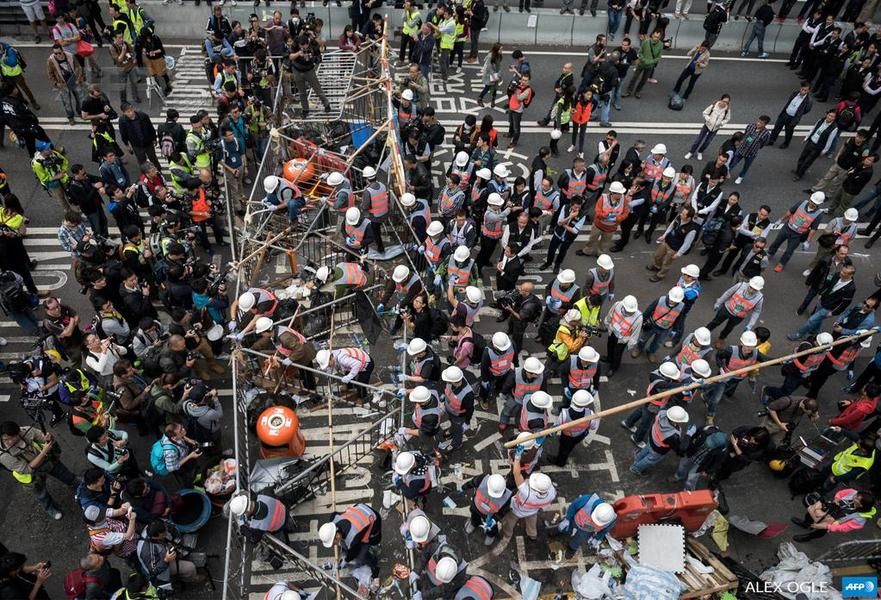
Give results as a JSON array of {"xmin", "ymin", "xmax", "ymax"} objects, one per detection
[{"xmin": 503, "ymin": 328, "xmax": 879, "ymax": 448}]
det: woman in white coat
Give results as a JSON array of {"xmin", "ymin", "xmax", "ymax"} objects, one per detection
[{"xmin": 684, "ymin": 93, "xmax": 731, "ymax": 161}]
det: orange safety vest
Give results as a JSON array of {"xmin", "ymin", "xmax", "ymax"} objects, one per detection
[
  {"xmin": 650, "ymin": 417, "xmax": 671, "ymax": 449},
  {"xmin": 439, "ymin": 187, "xmax": 462, "ymax": 215},
  {"xmin": 650, "ymin": 180, "xmax": 674, "ymax": 205},
  {"xmin": 533, "ymin": 188, "xmax": 557, "ymax": 211},
  {"xmin": 344, "ymin": 221, "xmax": 369, "ymax": 248},
  {"xmin": 567, "ymin": 356, "xmax": 597, "ymax": 390},
  {"xmin": 444, "ymin": 381, "xmax": 473, "ymax": 416},
  {"xmin": 673, "ymin": 180, "xmax": 693, "ymax": 205},
  {"xmin": 474, "ymin": 489, "xmax": 503, "ymax": 515},
  {"xmin": 519, "ymin": 399, "xmax": 547, "ymax": 432},
  {"xmin": 338, "ymin": 262, "xmax": 368, "ymax": 287},
  {"xmin": 275, "ymin": 326, "xmax": 306, "ymax": 358},
  {"xmin": 587, "ymin": 267, "xmax": 612, "ymax": 296},
  {"xmin": 585, "ymin": 164, "xmax": 607, "ymax": 192},
  {"xmin": 562, "ymin": 169, "xmax": 586, "ymax": 198},
  {"xmin": 828, "ymin": 344, "xmax": 863, "ymax": 370},
  {"xmin": 328, "ymin": 187, "xmax": 355, "ymax": 213},
  {"xmin": 651, "ymin": 300, "xmax": 681, "ymax": 329},
  {"xmin": 793, "ymin": 347, "xmax": 825, "ymax": 375},
  {"xmin": 487, "ymin": 347, "xmax": 514, "ymax": 376},
  {"xmin": 641, "ymin": 157, "xmax": 666, "ymax": 182},
  {"xmin": 787, "ymin": 201, "xmax": 820, "ymax": 234},
  {"xmin": 609, "ymin": 306, "xmax": 638, "ymax": 338},
  {"xmin": 342, "ymin": 347, "xmax": 370, "ymax": 368},
  {"xmin": 724, "ymin": 286, "xmax": 760, "ymax": 317},
  {"xmin": 512, "ymin": 487, "xmax": 552, "ymax": 512},
  {"xmin": 191, "ymin": 188, "xmax": 211, "ymax": 223},
  {"xmin": 509, "ymin": 85, "xmax": 533, "ymax": 111},
  {"xmin": 722, "ymin": 346, "xmax": 758, "ymax": 378},
  {"xmin": 425, "ymin": 236, "xmax": 445, "ymax": 263},
  {"xmin": 447, "ymin": 260, "xmax": 474, "ymax": 287},
  {"xmin": 367, "ymin": 186, "xmax": 389, "ymax": 217},
  {"xmin": 340, "ymin": 504, "xmax": 376, "ymax": 545},
  {"xmin": 594, "ymin": 194, "xmax": 626, "ymax": 231},
  {"xmin": 459, "ymin": 576, "xmax": 493, "ymax": 600},
  {"xmin": 481, "ymin": 211, "xmax": 504, "ymax": 239},
  {"xmin": 413, "ymin": 396, "xmax": 441, "ymax": 427},
  {"xmin": 560, "ymin": 406, "xmax": 590, "ymax": 436},
  {"xmin": 407, "ymin": 198, "xmax": 432, "ymax": 227},
  {"xmin": 674, "ymin": 343, "xmax": 701, "ymax": 370},
  {"xmin": 513, "ymin": 369, "xmax": 542, "ymax": 402}
]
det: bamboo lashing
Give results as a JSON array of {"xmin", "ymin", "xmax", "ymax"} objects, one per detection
[{"xmin": 503, "ymin": 328, "xmax": 878, "ymax": 448}]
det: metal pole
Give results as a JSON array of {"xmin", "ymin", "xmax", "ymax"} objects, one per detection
[{"xmin": 503, "ymin": 329, "xmax": 879, "ymax": 448}]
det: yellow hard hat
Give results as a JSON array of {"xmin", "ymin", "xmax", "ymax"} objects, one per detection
[{"xmin": 769, "ymin": 459, "xmax": 786, "ymax": 472}]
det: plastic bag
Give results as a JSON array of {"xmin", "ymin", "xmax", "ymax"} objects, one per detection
[
  {"xmin": 572, "ymin": 564, "xmax": 613, "ymax": 599},
  {"xmin": 759, "ymin": 542, "xmax": 842, "ymax": 600}
]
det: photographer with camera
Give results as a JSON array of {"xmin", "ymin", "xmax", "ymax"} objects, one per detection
[
  {"xmin": 90, "ymin": 296, "xmax": 132, "ymax": 345},
  {"xmin": 0, "ymin": 195, "xmax": 38, "ymax": 295},
  {"xmin": 120, "ymin": 226, "xmax": 156, "ymax": 286},
  {"xmin": 288, "ymin": 33, "xmax": 332, "ymax": 117},
  {"xmin": 84, "ymin": 332, "xmax": 128, "ymax": 389},
  {"xmin": 30, "ymin": 140, "xmax": 71, "ymax": 211},
  {"xmin": 9, "ymin": 357, "xmax": 65, "ymax": 427},
  {"xmin": 107, "ymin": 183, "xmax": 145, "ymax": 239},
  {"xmin": 137, "ymin": 520, "xmax": 199, "ymax": 593},
  {"xmin": 151, "ymin": 422, "xmax": 203, "ymax": 489},
  {"xmin": 496, "ymin": 280, "xmax": 542, "ymax": 356},
  {"xmin": 68, "ymin": 164, "xmax": 110, "ymax": 238},
  {"xmin": 118, "ymin": 269, "xmax": 158, "ymax": 329},
  {"xmin": 122, "ymin": 477, "xmax": 178, "ymax": 527},
  {"xmin": 112, "ymin": 359, "xmax": 154, "ymax": 435},
  {"xmin": 0, "ymin": 268, "xmax": 39, "ymax": 336},
  {"xmin": 132, "ymin": 318, "xmax": 166, "ymax": 376},
  {"xmin": 181, "ymin": 379, "xmax": 223, "ymax": 454},
  {"xmin": 760, "ymin": 395, "xmax": 819, "ymax": 444},
  {"xmin": 85, "ymin": 424, "xmax": 142, "ymax": 479},
  {"xmin": 190, "ymin": 168, "xmax": 228, "ymax": 253}
]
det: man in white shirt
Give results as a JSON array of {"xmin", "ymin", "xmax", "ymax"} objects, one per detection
[
  {"xmin": 768, "ymin": 82, "xmax": 814, "ymax": 149},
  {"xmin": 794, "ymin": 109, "xmax": 840, "ymax": 181}
]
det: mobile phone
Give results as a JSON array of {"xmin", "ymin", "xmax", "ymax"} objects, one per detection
[{"xmin": 43, "ymin": 561, "xmax": 51, "ymax": 569}]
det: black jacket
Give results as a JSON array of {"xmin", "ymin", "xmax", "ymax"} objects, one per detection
[
  {"xmin": 779, "ymin": 90, "xmax": 813, "ymax": 121},
  {"xmin": 119, "ymin": 111, "xmax": 157, "ymax": 148},
  {"xmin": 817, "ymin": 276, "xmax": 856, "ymax": 314}
]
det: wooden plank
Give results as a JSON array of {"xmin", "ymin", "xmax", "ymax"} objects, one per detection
[{"xmin": 687, "ymin": 539, "xmax": 739, "ymax": 583}]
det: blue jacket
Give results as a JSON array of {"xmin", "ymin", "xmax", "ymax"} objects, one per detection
[{"xmin": 564, "ymin": 493, "xmax": 615, "ymax": 539}]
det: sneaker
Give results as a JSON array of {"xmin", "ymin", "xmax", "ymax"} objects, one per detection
[
  {"xmin": 50, "ymin": 509, "xmax": 63, "ymax": 520},
  {"xmin": 484, "ymin": 535, "xmax": 495, "ymax": 546},
  {"xmin": 847, "ymin": 369, "xmax": 855, "ymax": 381},
  {"xmin": 734, "ymin": 176, "xmax": 743, "ymax": 185},
  {"xmin": 741, "ymin": 50, "xmax": 748, "ymax": 56},
  {"xmin": 802, "ymin": 269, "xmax": 811, "ymax": 277},
  {"xmin": 647, "ymin": 78, "xmax": 658, "ymax": 84},
  {"xmin": 620, "ymin": 419, "xmax": 637, "ymax": 433},
  {"xmin": 684, "ymin": 152, "xmax": 692, "ymax": 159},
  {"xmin": 773, "ymin": 264, "xmax": 784, "ymax": 272},
  {"xmin": 567, "ymin": 144, "xmax": 575, "ymax": 153},
  {"xmin": 577, "ymin": 152, "xmax": 584, "ymax": 159},
  {"xmin": 758, "ymin": 52, "xmax": 769, "ymax": 58},
  {"xmin": 696, "ymin": 152, "xmax": 702, "ymax": 160},
  {"xmin": 663, "ymin": 339, "xmax": 674, "ymax": 348},
  {"xmin": 630, "ymin": 435, "xmax": 646, "ymax": 449},
  {"xmin": 705, "ymin": 415, "xmax": 714, "ymax": 425}
]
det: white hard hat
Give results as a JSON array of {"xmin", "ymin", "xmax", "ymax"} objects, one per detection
[
  {"xmin": 487, "ymin": 192, "xmax": 504, "ymax": 206},
  {"xmin": 523, "ymin": 356, "xmax": 545, "ymax": 375},
  {"xmin": 392, "ymin": 264, "xmax": 410, "ymax": 283},
  {"xmin": 409, "ymin": 515, "xmax": 431, "ymax": 543},
  {"xmin": 453, "ymin": 245, "xmax": 470, "ymax": 263},
  {"xmin": 435, "ymin": 556, "xmax": 458, "ymax": 583},
  {"xmin": 844, "ymin": 208, "xmax": 859, "ymax": 222},
  {"xmin": 597, "ymin": 254, "xmax": 614, "ymax": 270},
  {"xmin": 255, "ymin": 316, "xmax": 273, "ymax": 334},
  {"xmin": 401, "ymin": 88, "xmax": 414, "ymax": 101},
  {"xmin": 565, "ymin": 308, "xmax": 581, "ymax": 322},
  {"xmin": 622, "ymin": 295, "xmax": 638, "ymax": 313},
  {"xmin": 528, "ymin": 472, "xmax": 552, "ymax": 494},
  {"xmin": 651, "ymin": 143, "xmax": 667, "ymax": 155},
  {"xmin": 315, "ymin": 265, "xmax": 330, "ymax": 284},
  {"xmin": 666, "ymin": 405, "xmax": 689, "ymax": 424},
  {"xmin": 550, "ymin": 129, "xmax": 563, "ymax": 140},
  {"xmin": 326, "ymin": 171, "xmax": 345, "ymax": 186},
  {"xmin": 318, "ymin": 522, "xmax": 337, "ymax": 548},
  {"xmin": 476, "ymin": 167, "xmax": 492, "ymax": 180},
  {"xmin": 530, "ymin": 390, "xmax": 553, "ymax": 409},
  {"xmin": 455, "ymin": 151, "xmax": 469, "ymax": 167},
  {"xmin": 400, "ymin": 192, "xmax": 416, "ymax": 207},
  {"xmin": 409, "ymin": 386, "xmax": 431, "ymax": 403},
  {"xmin": 748, "ymin": 276, "xmax": 765, "ymax": 291},
  {"xmin": 691, "ymin": 359, "xmax": 711, "ymax": 379},
  {"xmin": 558, "ymin": 269, "xmax": 576, "ymax": 284},
  {"xmin": 816, "ymin": 332, "xmax": 834, "ymax": 346},
  {"xmin": 316, "ymin": 349, "xmax": 331, "ymax": 369},
  {"xmin": 859, "ymin": 329, "xmax": 873, "ymax": 348},
  {"xmin": 345, "ymin": 206, "xmax": 361, "ymax": 226},
  {"xmin": 486, "ymin": 474, "xmax": 507, "ymax": 498},
  {"xmin": 809, "ymin": 191, "xmax": 825, "ymax": 205},
  {"xmin": 740, "ymin": 330, "xmax": 758, "ymax": 347},
  {"xmin": 514, "ymin": 431, "xmax": 537, "ymax": 450},
  {"xmin": 578, "ymin": 346, "xmax": 600, "ymax": 363},
  {"xmin": 427, "ymin": 220, "xmax": 444, "ymax": 236},
  {"xmin": 281, "ymin": 591, "xmax": 303, "ymax": 600},
  {"xmin": 406, "ymin": 337, "xmax": 427, "ymax": 356},
  {"xmin": 694, "ymin": 327, "xmax": 712, "ymax": 347},
  {"xmin": 229, "ymin": 494, "xmax": 250, "ymax": 516},
  {"xmin": 441, "ymin": 365, "xmax": 464, "ymax": 383},
  {"xmin": 394, "ymin": 451, "xmax": 416, "ymax": 475},
  {"xmin": 609, "ymin": 181, "xmax": 627, "ymax": 194},
  {"xmin": 668, "ymin": 286, "xmax": 685, "ymax": 304},
  {"xmin": 662, "ymin": 166, "xmax": 676, "ymax": 178},
  {"xmin": 571, "ymin": 389, "xmax": 595, "ymax": 407},
  {"xmin": 493, "ymin": 164, "xmax": 509, "ymax": 178},
  {"xmin": 681, "ymin": 264, "xmax": 700, "ymax": 279},
  {"xmin": 263, "ymin": 175, "xmax": 281, "ymax": 194},
  {"xmin": 362, "ymin": 166, "xmax": 377, "ymax": 179},
  {"xmin": 465, "ymin": 286, "xmax": 483, "ymax": 304},
  {"xmin": 659, "ymin": 361, "xmax": 681, "ymax": 381},
  {"xmin": 492, "ymin": 331, "xmax": 512, "ymax": 351},
  {"xmin": 590, "ymin": 503, "xmax": 616, "ymax": 527},
  {"xmin": 238, "ymin": 292, "xmax": 255, "ymax": 311}
]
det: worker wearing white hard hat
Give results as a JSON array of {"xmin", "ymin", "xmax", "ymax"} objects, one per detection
[
  {"xmin": 604, "ymin": 294, "xmax": 644, "ymax": 377},
  {"xmin": 359, "ymin": 165, "xmax": 388, "ymax": 255},
  {"xmin": 701, "ymin": 329, "xmax": 765, "ymax": 425},
  {"xmin": 446, "ymin": 246, "xmax": 475, "ymax": 296},
  {"xmin": 630, "ymin": 405, "xmax": 691, "ymax": 475},
  {"xmin": 404, "ymin": 511, "xmax": 437, "ymax": 547},
  {"xmin": 475, "ymin": 188, "xmax": 508, "ymax": 272},
  {"xmin": 263, "ymin": 582, "xmax": 308, "ymax": 600},
  {"xmin": 229, "ymin": 286, "xmax": 282, "ymax": 338},
  {"xmin": 316, "ymin": 347, "xmax": 374, "ymax": 401},
  {"xmin": 447, "ymin": 283, "xmax": 484, "ymax": 330},
  {"xmin": 557, "ymin": 494, "xmax": 617, "ymax": 557},
  {"xmin": 706, "ymin": 277, "xmax": 765, "ymax": 343},
  {"xmin": 578, "ymin": 255, "xmax": 616, "ymax": 308},
  {"xmin": 498, "ymin": 357, "xmax": 546, "ymax": 432},
  {"xmin": 664, "ymin": 263, "xmax": 702, "ymax": 349},
  {"xmin": 401, "ymin": 88, "xmax": 414, "ymax": 102},
  {"xmin": 501, "ymin": 449, "xmax": 557, "ymax": 539},
  {"xmin": 632, "ymin": 287, "xmax": 686, "ymax": 364},
  {"xmin": 441, "ymin": 364, "xmax": 474, "ymax": 452},
  {"xmin": 538, "ymin": 270, "xmax": 580, "ymax": 347},
  {"xmin": 342, "ymin": 205, "xmax": 376, "ymax": 256},
  {"xmin": 762, "ymin": 331, "xmax": 833, "ymax": 403},
  {"xmin": 804, "ymin": 209, "xmax": 860, "ymax": 276},
  {"xmin": 477, "ymin": 331, "xmax": 516, "ymax": 411},
  {"xmin": 228, "ymin": 492, "xmax": 290, "ymax": 536},
  {"xmin": 466, "ymin": 472, "xmax": 513, "ymax": 545},
  {"xmin": 318, "ymin": 503, "xmax": 382, "ymax": 579},
  {"xmin": 668, "ymin": 327, "xmax": 714, "ymax": 373},
  {"xmin": 769, "ymin": 190, "xmax": 826, "ymax": 271},
  {"xmin": 520, "ymin": 390, "xmax": 553, "ymax": 434},
  {"xmin": 622, "ymin": 360, "xmax": 683, "ymax": 445},
  {"xmin": 551, "ymin": 387, "xmax": 599, "ymax": 467},
  {"xmin": 325, "ymin": 171, "xmax": 354, "ymax": 213},
  {"xmin": 560, "ymin": 344, "xmax": 600, "ymax": 404}
]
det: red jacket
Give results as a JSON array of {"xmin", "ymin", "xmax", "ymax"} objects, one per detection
[{"xmin": 829, "ymin": 396, "xmax": 878, "ymax": 431}]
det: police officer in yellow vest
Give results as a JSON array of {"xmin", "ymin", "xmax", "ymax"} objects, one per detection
[
  {"xmin": 31, "ymin": 140, "xmax": 71, "ymax": 211},
  {"xmin": 429, "ymin": 4, "xmax": 456, "ymax": 82},
  {"xmin": 822, "ymin": 435, "xmax": 876, "ymax": 492},
  {"xmin": 399, "ymin": 0, "xmax": 422, "ymax": 62},
  {"xmin": 0, "ymin": 421, "xmax": 78, "ymax": 520},
  {"xmin": 123, "ymin": 0, "xmax": 149, "ymax": 38},
  {"xmin": 1, "ymin": 42, "xmax": 39, "ymax": 109},
  {"xmin": 167, "ymin": 152, "xmax": 196, "ymax": 197},
  {"xmin": 108, "ymin": 4, "xmax": 133, "ymax": 45},
  {"xmin": 185, "ymin": 115, "xmax": 212, "ymax": 170}
]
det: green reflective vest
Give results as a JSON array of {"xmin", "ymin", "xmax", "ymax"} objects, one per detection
[
  {"xmin": 186, "ymin": 130, "xmax": 211, "ymax": 169},
  {"xmin": 402, "ymin": 9, "xmax": 421, "ymax": 36},
  {"xmin": 439, "ymin": 17, "xmax": 456, "ymax": 50}
]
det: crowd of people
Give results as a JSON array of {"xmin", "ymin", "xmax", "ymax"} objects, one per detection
[{"xmin": 2, "ymin": 0, "xmax": 881, "ymax": 597}]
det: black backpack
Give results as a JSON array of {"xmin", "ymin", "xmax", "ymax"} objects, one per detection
[
  {"xmin": 469, "ymin": 331, "xmax": 487, "ymax": 363},
  {"xmin": 837, "ymin": 105, "xmax": 856, "ymax": 129},
  {"xmin": 430, "ymin": 308, "xmax": 450, "ymax": 339},
  {"xmin": 0, "ymin": 272, "xmax": 28, "ymax": 314}
]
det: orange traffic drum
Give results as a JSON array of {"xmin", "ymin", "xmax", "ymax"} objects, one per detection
[{"xmin": 283, "ymin": 158, "xmax": 314, "ymax": 185}]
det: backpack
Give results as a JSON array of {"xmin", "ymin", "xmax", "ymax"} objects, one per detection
[
  {"xmin": 469, "ymin": 331, "xmax": 487, "ymax": 363},
  {"xmin": 837, "ymin": 105, "xmax": 856, "ymax": 129},
  {"xmin": 668, "ymin": 92, "xmax": 685, "ymax": 111},
  {"xmin": 0, "ymin": 272, "xmax": 28, "ymax": 314},
  {"xmin": 63, "ymin": 568, "xmax": 99, "ymax": 600},
  {"xmin": 159, "ymin": 129, "xmax": 176, "ymax": 160},
  {"xmin": 429, "ymin": 307, "xmax": 450, "ymax": 338},
  {"xmin": 67, "ymin": 405, "xmax": 92, "ymax": 437},
  {"xmin": 150, "ymin": 439, "xmax": 174, "ymax": 476}
]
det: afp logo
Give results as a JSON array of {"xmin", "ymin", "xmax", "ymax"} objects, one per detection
[{"xmin": 842, "ymin": 576, "xmax": 878, "ymax": 598}]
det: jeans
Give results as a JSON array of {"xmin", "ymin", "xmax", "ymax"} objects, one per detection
[
  {"xmin": 612, "ymin": 79, "xmax": 624, "ymax": 108},
  {"xmin": 564, "ymin": 523, "xmax": 598, "ymax": 551},
  {"xmin": 637, "ymin": 324, "xmax": 670, "ymax": 355},
  {"xmin": 57, "ymin": 80, "xmax": 84, "ymax": 119},
  {"xmin": 704, "ymin": 378, "xmax": 740, "ymax": 417},
  {"xmin": 11, "ymin": 306, "xmax": 40, "ymax": 336},
  {"xmin": 33, "ymin": 461, "xmax": 78, "ymax": 514},
  {"xmin": 608, "ymin": 9, "xmax": 622, "ymax": 36},
  {"xmin": 768, "ymin": 226, "xmax": 804, "ymax": 267},
  {"xmin": 797, "ymin": 305, "xmax": 832, "ymax": 337},
  {"xmin": 673, "ymin": 69, "xmax": 700, "ymax": 99},
  {"xmin": 509, "ymin": 110, "xmax": 523, "ymax": 144},
  {"xmin": 118, "ymin": 68, "xmax": 140, "ymax": 103},
  {"xmin": 447, "ymin": 412, "xmax": 467, "ymax": 449},
  {"xmin": 624, "ymin": 405, "xmax": 655, "ymax": 442},
  {"xmin": 468, "ymin": 28, "xmax": 481, "ymax": 59},
  {"xmin": 631, "ymin": 445, "xmax": 668, "ymax": 474},
  {"xmin": 571, "ymin": 122, "xmax": 588, "ymax": 153},
  {"xmin": 675, "ymin": 456, "xmax": 702, "ymax": 490},
  {"xmin": 743, "ymin": 22, "xmax": 767, "ymax": 54},
  {"xmin": 597, "ymin": 95, "xmax": 611, "ymax": 124},
  {"xmin": 705, "ymin": 308, "xmax": 744, "ymax": 340},
  {"xmin": 439, "ymin": 49, "xmax": 451, "ymax": 81},
  {"xmin": 854, "ymin": 184, "xmax": 881, "ymax": 218},
  {"xmin": 728, "ymin": 153, "xmax": 756, "ymax": 179}
]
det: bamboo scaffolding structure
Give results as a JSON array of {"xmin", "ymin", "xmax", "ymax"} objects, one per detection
[{"xmin": 503, "ymin": 329, "xmax": 879, "ymax": 448}]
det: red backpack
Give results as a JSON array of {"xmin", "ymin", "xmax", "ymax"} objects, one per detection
[{"xmin": 63, "ymin": 568, "xmax": 99, "ymax": 600}]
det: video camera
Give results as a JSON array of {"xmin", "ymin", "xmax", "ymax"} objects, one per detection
[{"xmin": 207, "ymin": 263, "xmax": 233, "ymax": 295}]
